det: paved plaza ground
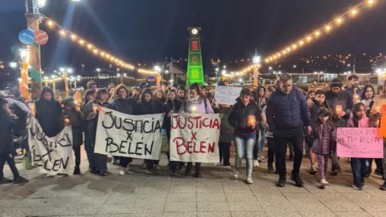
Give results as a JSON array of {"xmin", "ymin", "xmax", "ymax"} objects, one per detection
[{"xmin": 1, "ymin": 150, "xmax": 386, "ymax": 217}]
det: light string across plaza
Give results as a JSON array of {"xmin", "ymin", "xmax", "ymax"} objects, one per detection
[{"xmin": 235, "ymin": 0, "xmax": 378, "ymax": 77}]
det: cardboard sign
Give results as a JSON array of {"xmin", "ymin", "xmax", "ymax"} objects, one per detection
[
  {"xmin": 28, "ymin": 117, "xmax": 73, "ymax": 175},
  {"xmin": 94, "ymin": 108, "xmax": 164, "ymax": 160},
  {"xmin": 337, "ymin": 128, "xmax": 383, "ymax": 158},
  {"xmin": 169, "ymin": 114, "xmax": 220, "ymax": 163},
  {"xmin": 215, "ymin": 86, "xmax": 242, "ymax": 105}
]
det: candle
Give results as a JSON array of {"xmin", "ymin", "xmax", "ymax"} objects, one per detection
[
  {"xmin": 335, "ymin": 105, "xmax": 343, "ymax": 115},
  {"xmin": 247, "ymin": 115, "xmax": 256, "ymax": 126},
  {"xmin": 64, "ymin": 118, "xmax": 71, "ymax": 125},
  {"xmin": 92, "ymin": 104, "xmax": 98, "ymax": 113},
  {"xmin": 29, "ymin": 103, "xmax": 36, "ymax": 116},
  {"xmin": 376, "ymin": 106, "xmax": 381, "ymax": 113}
]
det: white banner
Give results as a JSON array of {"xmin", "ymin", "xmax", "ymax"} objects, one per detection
[
  {"xmin": 94, "ymin": 108, "xmax": 164, "ymax": 160},
  {"xmin": 170, "ymin": 114, "xmax": 221, "ymax": 163},
  {"xmin": 28, "ymin": 117, "xmax": 73, "ymax": 176},
  {"xmin": 215, "ymin": 86, "xmax": 242, "ymax": 105}
]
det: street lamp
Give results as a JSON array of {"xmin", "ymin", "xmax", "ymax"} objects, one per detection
[{"xmin": 9, "ymin": 62, "xmax": 17, "ymax": 69}]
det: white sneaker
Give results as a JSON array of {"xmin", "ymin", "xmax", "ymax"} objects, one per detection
[
  {"xmin": 254, "ymin": 160, "xmax": 260, "ymax": 167},
  {"xmin": 233, "ymin": 171, "xmax": 239, "ymax": 180},
  {"xmin": 320, "ymin": 178, "xmax": 329, "ymax": 186},
  {"xmin": 223, "ymin": 165, "xmax": 232, "ymax": 170},
  {"xmin": 246, "ymin": 176, "xmax": 253, "ymax": 184},
  {"xmin": 119, "ymin": 169, "xmax": 125, "ymax": 176}
]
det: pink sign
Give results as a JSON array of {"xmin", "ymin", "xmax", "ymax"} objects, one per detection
[{"xmin": 337, "ymin": 128, "xmax": 384, "ymax": 158}]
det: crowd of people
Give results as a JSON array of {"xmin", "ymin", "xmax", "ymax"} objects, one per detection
[{"xmin": 1, "ymin": 73, "xmax": 386, "ymax": 191}]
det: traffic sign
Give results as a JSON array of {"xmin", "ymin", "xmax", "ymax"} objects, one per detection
[
  {"xmin": 18, "ymin": 29, "xmax": 35, "ymax": 45},
  {"xmin": 34, "ymin": 30, "xmax": 49, "ymax": 45}
]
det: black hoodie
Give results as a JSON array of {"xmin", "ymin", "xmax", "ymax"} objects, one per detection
[
  {"xmin": 228, "ymin": 98, "xmax": 262, "ymax": 137},
  {"xmin": 35, "ymin": 87, "xmax": 62, "ymax": 137}
]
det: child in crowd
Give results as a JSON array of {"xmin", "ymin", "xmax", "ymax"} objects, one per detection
[
  {"xmin": 347, "ymin": 103, "xmax": 370, "ymax": 190},
  {"xmin": 312, "ymin": 108, "xmax": 335, "ymax": 188}
]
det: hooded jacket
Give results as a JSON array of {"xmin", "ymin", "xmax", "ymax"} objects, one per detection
[
  {"xmin": 228, "ymin": 98, "xmax": 262, "ymax": 137},
  {"xmin": 35, "ymin": 87, "xmax": 62, "ymax": 137},
  {"xmin": 325, "ymin": 89, "xmax": 353, "ymax": 127},
  {"xmin": 0, "ymin": 103, "xmax": 16, "ymax": 156},
  {"xmin": 110, "ymin": 97, "xmax": 137, "ymax": 115},
  {"xmin": 60, "ymin": 97, "xmax": 83, "ymax": 147}
]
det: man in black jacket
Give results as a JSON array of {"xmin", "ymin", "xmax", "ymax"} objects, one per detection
[
  {"xmin": 326, "ymin": 78, "xmax": 353, "ymax": 175},
  {"xmin": 266, "ymin": 74, "xmax": 312, "ymax": 187}
]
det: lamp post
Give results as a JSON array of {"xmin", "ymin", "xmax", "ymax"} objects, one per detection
[{"xmin": 252, "ymin": 55, "xmax": 261, "ymax": 87}]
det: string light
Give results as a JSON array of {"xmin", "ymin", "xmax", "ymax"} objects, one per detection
[
  {"xmin": 40, "ymin": 15, "xmax": 157, "ymax": 74},
  {"xmin": 237, "ymin": 0, "xmax": 378, "ymax": 74}
]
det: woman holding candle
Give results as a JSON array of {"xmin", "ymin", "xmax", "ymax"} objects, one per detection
[
  {"xmin": 228, "ymin": 88, "xmax": 262, "ymax": 184},
  {"xmin": 60, "ymin": 97, "xmax": 83, "ymax": 175}
]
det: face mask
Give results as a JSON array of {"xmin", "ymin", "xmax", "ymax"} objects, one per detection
[{"xmin": 190, "ymin": 95, "xmax": 199, "ymax": 101}]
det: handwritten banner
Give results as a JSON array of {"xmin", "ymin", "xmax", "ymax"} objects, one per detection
[
  {"xmin": 215, "ymin": 86, "xmax": 242, "ymax": 105},
  {"xmin": 170, "ymin": 114, "xmax": 220, "ymax": 163},
  {"xmin": 94, "ymin": 108, "xmax": 164, "ymax": 160},
  {"xmin": 337, "ymin": 128, "xmax": 383, "ymax": 158},
  {"xmin": 28, "ymin": 117, "xmax": 73, "ymax": 175}
]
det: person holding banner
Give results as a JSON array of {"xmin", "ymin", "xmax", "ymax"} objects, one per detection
[
  {"xmin": 347, "ymin": 103, "xmax": 371, "ymax": 190},
  {"xmin": 110, "ymin": 84, "xmax": 137, "ymax": 176},
  {"xmin": 60, "ymin": 97, "xmax": 84, "ymax": 175},
  {"xmin": 135, "ymin": 88, "xmax": 166, "ymax": 174},
  {"xmin": 35, "ymin": 87, "xmax": 62, "ymax": 138},
  {"xmin": 179, "ymin": 83, "xmax": 214, "ymax": 178},
  {"xmin": 0, "ymin": 98, "xmax": 28, "ymax": 185},
  {"xmin": 83, "ymin": 89, "xmax": 110, "ymax": 176},
  {"xmin": 81, "ymin": 89, "xmax": 95, "ymax": 172},
  {"xmin": 228, "ymin": 88, "xmax": 262, "ymax": 184},
  {"xmin": 165, "ymin": 89, "xmax": 183, "ymax": 174}
]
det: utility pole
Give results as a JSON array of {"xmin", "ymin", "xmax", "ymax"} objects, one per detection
[{"xmin": 25, "ymin": 0, "xmax": 42, "ymax": 100}]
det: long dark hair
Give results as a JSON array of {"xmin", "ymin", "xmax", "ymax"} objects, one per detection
[
  {"xmin": 189, "ymin": 83, "xmax": 206, "ymax": 100},
  {"xmin": 352, "ymin": 102, "xmax": 365, "ymax": 127},
  {"xmin": 360, "ymin": 85, "xmax": 375, "ymax": 100},
  {"xmin": 316, "ymin": 107, "xmax": 333, "ymax": 126}
]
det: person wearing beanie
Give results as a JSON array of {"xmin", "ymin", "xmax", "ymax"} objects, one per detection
[
  {"xmin": 326, "ymin": 78, "xmax": 353, "ymax": 175},
  {"xmin": 60, "ymin": 97, "xmax": 84, "ymax": 175}
]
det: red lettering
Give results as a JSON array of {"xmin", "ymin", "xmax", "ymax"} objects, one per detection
[
  {"xmin": 191, "ymin": 131, "xmax": 197, "ymax": 140},
  {"xmin": 207, "ymin": 142, "xmax": 215, "ymax": 153},
  {"xmin": 174, "ymin": 137, "xmax": 186, "ymax": 155},
  {"xmin": 171, "ymin": 116, "xmax": 179, "ymax": 129},
  {"xmin": 212, "ymin": 119, "xmax": 220, "ymax": 129},
  {"xmin": 199, "ymin": 141, "xmax": 206, "ymax": 153}
]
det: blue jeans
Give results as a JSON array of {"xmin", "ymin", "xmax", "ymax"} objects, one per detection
[
  {"xmin": 258, "ymin": 129, "xmax": 265, "ymax": 157},
  {"xmin": 350, "ymin": 158, "xmax": 369, "ymax": 186},
  {"xmin": 234, "ymin": 133, "xmax": 256, "ymax": 177}
]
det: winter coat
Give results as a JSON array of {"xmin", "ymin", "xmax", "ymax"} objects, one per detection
[
  {"xmin": 228, "ymin": 99, "xmax": 262, "ymax": 137},
  {"xmin": 346, "ymin": 87, "xmax": 363, "ymax": 97},
  {"xmin": 35, "ymin": 89, "xmax": 62, "ymax": 137},
  {"xmin": 135, "ymin": 100, "xmax": 165, "ymax": 115},
  {"xmin": 0, "ymin": 109, "xmax": 16, "ymax": 156},
  {"xmin": 83, "ymin": 99, "xmax": 110, "ymax": 142},
  {"xmin": 110, "ymin": 97, "xmax": 137, "ymax": 115},
  {"xmin": 325, "ymin": 90, "xmax": 353, "ymax": 128},
  {"xmin": 218, "ymin": 106, "xmax": 234, "ymax": 142},
  {"xmin": 179, "ymin": 97, "xmax": 214, "ymax": 114},
  {"xmin": 312, "ymin": 123, "xmax": 335, "ymax": 155},
  {"xmin": 309, "ymin": 98, "xmax": 333, "ymax": 123},
  {"xmin": 347, "ymin": 116, "xmax": 370, "ymax": 128},
  {"xmin": 164, "ymin": 99, "xmax": 182, "ymax": 138},
  {"xmin": 266, "ymin": 88, "xmax": 311, "ymax": 133},
  {"xmin": 60, "ymin": 109, "xmax": 83, "ymax": 147}
]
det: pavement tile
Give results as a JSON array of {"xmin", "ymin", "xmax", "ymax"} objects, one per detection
[
  {"xmin": 313, "ymin": 192, "xmax": 350, "ymax": 202},
  {"xmin": 228, "ymin": 201, "xmax": 263, "ymax": 212},
  {"xmin": 167, "ymin": 192, "xmax": 196, "ymax": 202},
  {"xmin": 367, "ymin": 211, "xmax": 386, "ymax": 217},
  {"xmin": 225, "ymin": 192, "xmax": 257, "ymax": 202},
  {"xmin": 162, "ymin": 212, "xmax": 196, "ymax": 217},
  {"xmin": 265, "ymin": 211, "xmax": 302, "ymax": 217},
  {"xmin": 169, "ymin": 186, "xmax": 196, "ymax": 193},
  {"xmin": 197, "ymin": 201, "xmax": 230, "ymax": 212},
  {"xmin": 197, "ymin": 212, "xmax": 232, "ymax": 217},
  {"xmin": 254, "ymin": 192, "xmax": 287, "ymax": 202},
  {"xmin": 290, "ymin": 201, "xmax": 329, "ymax": 212},
  {"xmin": 298, "ymin": 211, "xmax": 337, "ymax": 217},
  {"xmin": 333, "ymin": 212, "xmax": 373, "ymax": 217},
  {"xmin": 283, "ymin": 192, "xmax": 319, "ymax": 202},
  {"xmin": 260, "ymin": 201, "xmax": 296, "ymax": 212},
  {"xmin": 164, "ymin": 201, "xmax": 196, "ymax": 212},
  {"xmin": 231, "ymin": 212, "xmax": 267, "ymax": 217},
  {"xmin": 197, "ymin": 192, "xmax": 226, "ymax": 202},
  {"xmin": 322, "ymin": 201, "xmax": 362, "ymax": 212},
  {"xmin": 354, "ymin": 201, "xmax": 386, "ymax": 212}
]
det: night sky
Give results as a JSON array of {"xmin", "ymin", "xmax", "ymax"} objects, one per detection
[{"xmin": 1, "ymin": 0, "xmax": 386, "ymax": 71}]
